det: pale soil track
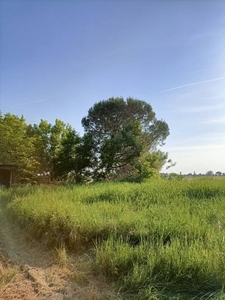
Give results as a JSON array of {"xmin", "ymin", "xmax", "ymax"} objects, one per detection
[{"xmin": 0, "ymin": 206, "xmax": 121, "ymax": 300}]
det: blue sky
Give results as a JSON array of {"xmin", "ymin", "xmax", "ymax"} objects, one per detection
[{"xmin": 1, "ymin": 0, "xmax": 225, "ymax": 174}]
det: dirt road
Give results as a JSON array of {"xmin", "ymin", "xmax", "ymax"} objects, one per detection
[{"xmin": 0, "ymin": 206, "xmax": 121, "ymax": 300}]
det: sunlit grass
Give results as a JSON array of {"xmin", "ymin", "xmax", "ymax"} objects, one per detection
[{"xmin": 1, "ymin": 177, "xmax": 225, "ymax": 299}]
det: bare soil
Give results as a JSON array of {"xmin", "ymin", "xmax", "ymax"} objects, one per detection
[{"xmin": 0, "ymin": 208, "xmax": 122, "ymax": 300}]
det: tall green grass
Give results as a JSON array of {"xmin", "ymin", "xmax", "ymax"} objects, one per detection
[{"xmin": 1, "ymin": 177, "xmax": 225, "ymax": 299}]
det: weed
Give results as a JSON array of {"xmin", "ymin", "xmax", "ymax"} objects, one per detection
[{"xmin": 55, "ymin": 244, "xmax": 68, "ymax": 267}]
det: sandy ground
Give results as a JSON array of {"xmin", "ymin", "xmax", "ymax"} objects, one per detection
[{"xmin": 0, "ymin": 207, "xmax": 122, "ymax": 300}]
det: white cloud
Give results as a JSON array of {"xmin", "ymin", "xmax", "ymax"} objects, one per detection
[
  {"xmin": 172, "ymin": 102, "xmax": 225, "ymax": 113},
  {"xmin": 185, "ymin": 66, "xmax": 225, "ymax": 75},
  {"xmin": 165, "ymin": 144, "xmax": 225, "ymax": 152},
  {"xmin": 183, "ymin": 133, "xmax": 225, "ymax": 143},
  {"xmin": 201, "ymin": 117, "xmax": 225, "ymax": 124}
]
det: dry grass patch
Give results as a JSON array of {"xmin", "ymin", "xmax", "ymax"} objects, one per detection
[
  {"xmin": 0, "ymin": 260, "xmax": 18, "ymax": 289},
  {"xmin": 55, "ymin": 244, "xmax": 68, "ymax": 267}
]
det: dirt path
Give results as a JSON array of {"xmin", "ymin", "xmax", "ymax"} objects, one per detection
[{"xmin": 0, "ymin": 206, "xmax": 121, "ymax": 300}]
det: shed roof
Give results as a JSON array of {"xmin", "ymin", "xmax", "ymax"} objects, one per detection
[{"xmin": 0, "ymin": 164, "xmax": 18, "ymax": 170}]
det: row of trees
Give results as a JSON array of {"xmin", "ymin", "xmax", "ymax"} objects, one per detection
[
  {"xmin": 185, "ymin": 171, "xmax": 225, "ymax": 177},
  {"xmin": 0, "ymin": 97, "xmax": 173, "ymax": 183}
]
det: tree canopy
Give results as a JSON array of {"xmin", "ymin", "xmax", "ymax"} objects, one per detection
[
  {"xmin": 0, "ymin": 97, "xmax": 172, "ymax": 184},
  {"xmin": 0, "ymin": 113, "xmax": 39, "ymax": 182},
  {"xmin": 81, "ymin": 97, "xmax": 170, "ymax": 180},
  {"xmin": 26, "ymin": 119, "xmax": 71, "ymax": 179},
  {"xmin": 0, "ymin": 114, "xmax": 72, "ymax": 183}
]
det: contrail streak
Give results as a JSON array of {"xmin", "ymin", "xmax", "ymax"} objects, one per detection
[
  {"xmin": 17, "ymin": 100, "xmax": 45, "ymax": 106},
  {"xmin": 160, "ymin": 76, "xmax": 225, "ymax": 93},
  {"xmin": 186, "ymin": 66, "xmax": 225, "ymax": 74}
]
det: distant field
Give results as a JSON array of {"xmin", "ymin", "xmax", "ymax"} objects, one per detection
[{"xmin": 1, "ymin": 177, "xmax": 225, "ymax": 299}]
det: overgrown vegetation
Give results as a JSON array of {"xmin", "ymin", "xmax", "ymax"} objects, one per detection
[
  {"xmin": 1, "ymin": 177, "xmax": 225, "ymax": 299},
  {"xmin": 0, "ymin": 194, "xmax": 19, "ymax": 289},
  {"xmin": 0, "ymin": 97, "xmax": 174, "ymax": 184}
]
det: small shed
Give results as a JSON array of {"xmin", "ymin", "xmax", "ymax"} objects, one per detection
[{"xmin": 0, "ymin": 164, "xmax": 17, "ymax": 187}]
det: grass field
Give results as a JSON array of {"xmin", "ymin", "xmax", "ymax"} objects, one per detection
[{"xmin": 1, "ymin": 177, "xmax": 225, "ymax": 299}]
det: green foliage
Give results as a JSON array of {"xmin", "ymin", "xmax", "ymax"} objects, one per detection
[
  {"xmin": 81, "ymin": 97, "xmax": 170, "ymax": 180},
  {"xmin": 3, "ymin": 178, "xmax": 225, "ymax": 299},
  {"xmin": 27, "ymin": 119, "xmax": 72, "ymax": 179},
  {"xmin": 0, "ymin": 112, "xmax": 74, "ymax": 183},
  {"xmin": 53, "ymin": 129, "xmax": 81, "ymax": 181},
  {"xmin": 0, "ymin": 97, "xmax": 171, "ymax": 183},
  {"xmin": 0, "ymin": 113, "xmax": 39, "ymax": 182},
  {"xmin": 133, "ymin": 150, "xmax": 174, "ymax": 181}
]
